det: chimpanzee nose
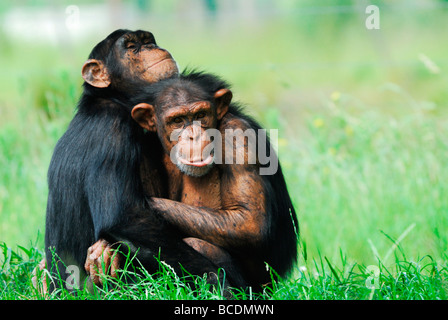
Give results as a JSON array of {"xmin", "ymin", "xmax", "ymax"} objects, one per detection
[
  {"xmin": 189, "ymin": 134, "xmax": 200, "ymax": 141},
  {"xmin": 189, "ymin": 125, "xmax": 202, "ymax": 141}
]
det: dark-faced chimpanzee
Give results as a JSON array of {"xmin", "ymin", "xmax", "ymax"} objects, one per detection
[
  {"xmin": 126, "ymin": 72, "xmax": 299, "ymax": 288},
  {"xmin": 44, "ymin": 30, "xmax": 233, "ymax": 292}
]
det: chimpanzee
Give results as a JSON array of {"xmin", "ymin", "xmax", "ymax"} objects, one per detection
[
  {"xmin": 89, "ymin": 72, "xmax": 299, "ymax": 289},
  {"xmin": 44, "ymin": 30, "xmax": 231, "ymax": 292}
]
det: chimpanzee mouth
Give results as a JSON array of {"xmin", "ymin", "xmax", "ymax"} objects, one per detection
[
  {"xmin": 178, "ymin": 154, "xmax": 214, "ymax": 167},
  {"xmin": 149, "ymin": 57, "xmax": 173, "ymax": 69}
]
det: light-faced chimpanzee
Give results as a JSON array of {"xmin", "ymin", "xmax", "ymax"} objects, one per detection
[
  {"xmin": 44, "ymin": 30, "xmax": 234, "ymax": 292},
  {"xmin": 125, "ymin": 72, "xmax": 298, "ymax": 288}
]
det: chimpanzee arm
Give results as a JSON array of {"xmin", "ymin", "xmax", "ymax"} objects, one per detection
[
  {"xmin": 81, "ymin": 106, "xmax": 147, "ymax": 239},
  {"xmin": 151, "ymin": 164, "xmax": 269, "ymax": 250},
  {"xmin": 45, "ymin": 101, "xmax": 146, "ymax": 269}
]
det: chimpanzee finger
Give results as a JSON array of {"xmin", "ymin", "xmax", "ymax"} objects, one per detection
[
  {"xmin": 92, "ymin": 244, "xmax": 107, "ymax": 283},
  {"xmin": 110, "ymin": 250, "xmax": 121, "ymax": 279},
  {"xmin": 88, "ymin": 241, "xmax": 106, "ymax": 285},
  {"xmin": 85, "ymin": 239, "xmax": 103, "ymax": 273},
  {"xmin": 84, "ymin": 250, "xmax": 93, "ymax": 274},
  {"xmin": 89, "ymin": 261, "xmax": 100, "ymax": 286},
  {"xmin": 99, "ymin": 246, "xmax": 112, "ymax": 284}
]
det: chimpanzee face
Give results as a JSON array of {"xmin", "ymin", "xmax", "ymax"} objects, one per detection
[
  {"xmin": 113, "ymin": 31, "xmax": 179, "ymax": 84},
  {"xmin": 82, "ymin": 30, "xmax": 179, "ymax": 89},
  {"xmin": 158, "ymin": 100, "xmax": 217, "ymax": 177},
  {"xmin": 131, "ymin": 81, "xmax": 232, "ymax": 177}
]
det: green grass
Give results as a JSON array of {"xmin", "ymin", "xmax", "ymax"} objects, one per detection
[
  {"xmin": 1, "ymin": 241, "xmax": 447, "ymax": 300},
  {"xmin": 1, "ymin": 1, "xmax": 448, "ymax": 300}
]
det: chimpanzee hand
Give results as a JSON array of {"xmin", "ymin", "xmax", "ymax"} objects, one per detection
[{"xmin": 84, "ymin": 239, "xmax": 121, "ymax": 286}]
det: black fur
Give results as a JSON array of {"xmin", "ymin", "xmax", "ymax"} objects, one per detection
[{"xmin": 45, "ymin": 31, "xmax": 226, "ymax": 291}]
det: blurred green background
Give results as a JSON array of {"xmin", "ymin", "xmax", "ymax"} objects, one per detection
[{"xmin": 0, "ymin": 0, "xmax": 447, "ymax": 269}]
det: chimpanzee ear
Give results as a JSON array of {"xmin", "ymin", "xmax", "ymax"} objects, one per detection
[
  {"xmin": 214, "ymin": 88, "xmax": 232, "ymax": 120},
  {"xmin": 81, "ymin": 59, "xmax": 111, "ymax": 88},
  {"xmin": 131, "ymin": 103, "xmax": 156, "ymax": 132}
]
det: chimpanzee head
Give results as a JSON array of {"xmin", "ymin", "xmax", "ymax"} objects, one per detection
[
  {"xmin": 131, "ymin": 76, "xmax": 232, "ymax": 177},
  {"xmin": 81, "ymin": 29, "xmax": 179, "ymax": 92}
]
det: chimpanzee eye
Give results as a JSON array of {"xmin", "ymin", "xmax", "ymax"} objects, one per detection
[
  {"xmin": 196, "ymin": 112, "xmax": 206, "ymax": 119},
  {"xmin": 126, "ymin": 42, "xmax": 136, "ymax": 49},
  {"xmin": 173, "ymin": 117, "xmax": 183, "ymax": 124}
]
